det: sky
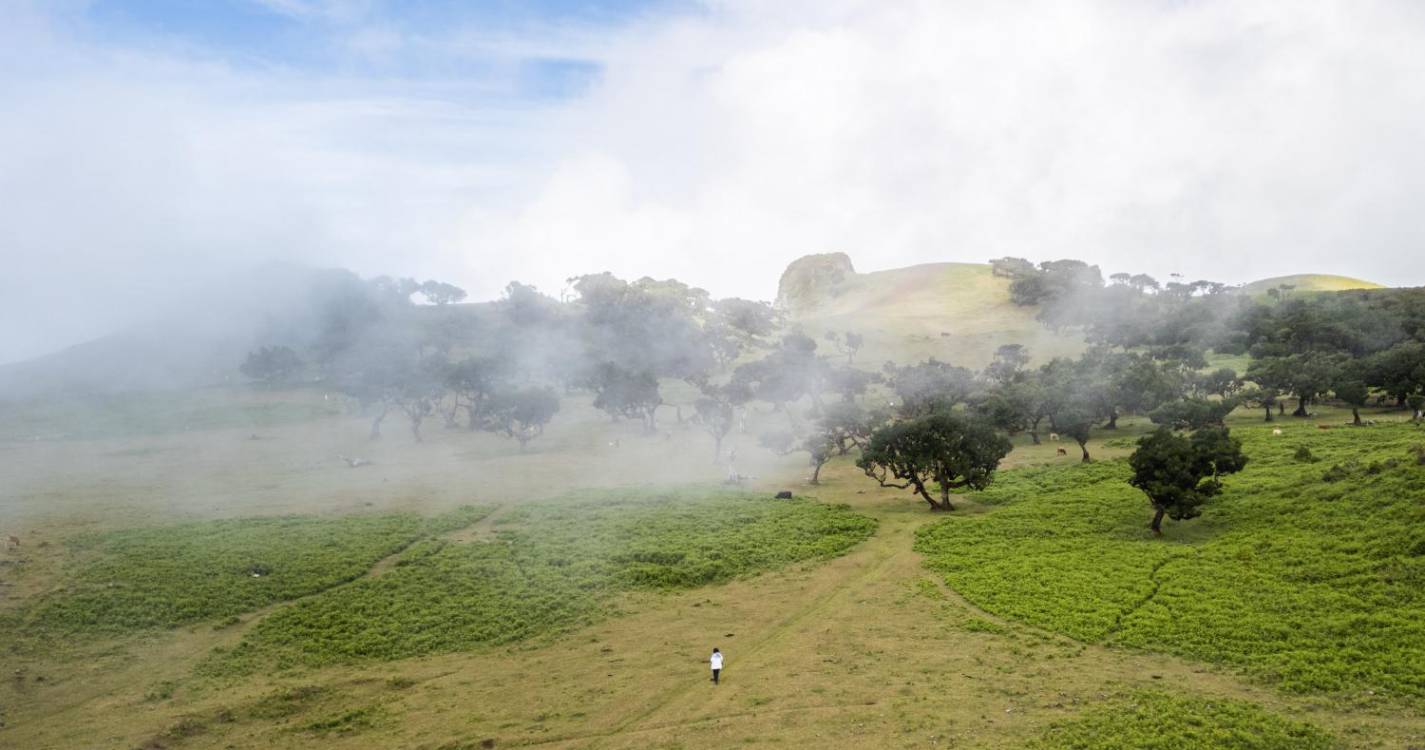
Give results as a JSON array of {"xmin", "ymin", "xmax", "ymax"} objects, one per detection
[{"xmin": 3, "ymin": 0, "xmax": 1425, "ymax": 364}]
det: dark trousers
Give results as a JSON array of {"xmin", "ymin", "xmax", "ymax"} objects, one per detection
[{"xmin": 712, "ymin": 669, "xmax": 720, "ymax": 684}]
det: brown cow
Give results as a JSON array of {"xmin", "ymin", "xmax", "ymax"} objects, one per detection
[
  {"xmin": 6, "ymin": 535, "xmax": 19, "ymax": 550},
  {"xmin": 1056, "ymin": 447, "xmax": 1068, "ymax": 456}
]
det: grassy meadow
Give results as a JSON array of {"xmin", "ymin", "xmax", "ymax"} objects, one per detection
[{"xmin": 1, "ymin": 384, "xmax": 1423, "ymax": 748}]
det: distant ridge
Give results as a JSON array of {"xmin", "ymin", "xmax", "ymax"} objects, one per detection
[{"xmin": 1238, "ymin": 274, "xmax": 1384, "ymax": 295}]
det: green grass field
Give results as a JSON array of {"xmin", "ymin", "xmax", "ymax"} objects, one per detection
[
  {"xmin": 917, "ymin": 421, "xmax": 1425, "ymax": 702},
  {"xmin": 206, "ymin": 491, "xmax": 875, "ymax": 672},
  {"xmin": 1029, "ymin": 691, "xmax": 1336, "ymax": 749},
  {"xmin": 9, "ymin": 507, "xmax": 489, "ymax": 637}
]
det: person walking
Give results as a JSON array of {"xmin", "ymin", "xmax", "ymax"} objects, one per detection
[{"xmin": 710, "ymin": 647, "xmax": 723, "ymax": 684}]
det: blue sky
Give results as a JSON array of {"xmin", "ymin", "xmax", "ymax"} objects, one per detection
[{"xmin": 73, "ymin": 0, "xmax": 686, "ymax": 96}]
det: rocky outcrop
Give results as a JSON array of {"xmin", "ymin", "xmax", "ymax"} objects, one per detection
[{"xmin": 775, "ymin": 253, "xmax": 856, "ymax": 312}]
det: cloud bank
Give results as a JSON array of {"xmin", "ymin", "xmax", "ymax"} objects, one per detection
[{"xmin": 3, "ymin": 0, "xmax": 1425, "ymax": 363}]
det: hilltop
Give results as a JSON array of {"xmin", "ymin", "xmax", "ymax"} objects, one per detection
[
  {"xmin": 1238, "ymin": 273, "xmax": 1384, "ymax": 295},
  {"xmin": 776, "ymin": 254, "xmax": 1087, "ymax": 368},
  {"xmin": 776, "ymin": 255, "xmax": 1394, "ymax": 367}
]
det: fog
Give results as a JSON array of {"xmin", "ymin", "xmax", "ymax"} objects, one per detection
[{"xmin": 5, "ymin": 0, "xmax": 1425, "ymax": 365}]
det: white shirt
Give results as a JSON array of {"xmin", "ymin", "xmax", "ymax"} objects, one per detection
[{"xmin": 710, "ymin": 652, "xmax": 723, "ymax": 670}]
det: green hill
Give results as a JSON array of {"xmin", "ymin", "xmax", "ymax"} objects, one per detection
[
  {"xmin": 778, "ymin": 256, "xmax": 1395, "ymax": 368},
  {"xmin": 777, "ymin": 255, "xmax": 1083, "ymax": 368},
  {"xmin": 1239, "ymin": 273, "xmax": 1384, "ymax": 295}
]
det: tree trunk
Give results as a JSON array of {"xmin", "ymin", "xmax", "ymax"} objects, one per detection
[
  {"xmin": 1150, "ymin": 506, "xmax": 1166, "ymax": 536},
  {"xmin": 939, "ymin": 484, "xmax": 956, "ymax": 511},
  {"xmin": 1352, "ymin": 407, "xmax": 1362, "ymax": 425},
  {"xmin": 1079, "ymin": 440, "xmax": 1091, "ymax": 463},
  {"xmin": 712, "ymin": 434, "xmax": 723, "ymax": 463},
  {"xmin": 1278, "ymin": 402, "xmax": 1285, "ymax": 416},
  {"xmin": 410, "ymin": 415, "xmax": 423, "ymax": 443},
  {"xmin": 913, "ymin": 480, "xmax": 944, "ymax": 511},
  {"xmin": 1263, "ymin": 404, "xmax": 1273, "ymax": 422},
  {"xmin": 811, "ymin": 460, "xmax": 824, "ymax": 485},
  {"xmin": 1029, "ymin": 430, "xmax": 1041, "ymax": 445},
  {"xmin": 1105, "ymin": 410, "xmax": 1119, "ymax": 430},
  {"xmin": 1293, "ymin": 396, "xmax": 1309, "ymax": 417},
  {"xmin": 370, "ymin": 408, "xmax": 388, "ymax": 440}
]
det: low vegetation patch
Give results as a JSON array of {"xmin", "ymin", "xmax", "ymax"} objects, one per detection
[
  {"xmin": 917, "ymin": 424, "xmax": 1425, "ymax": 699},
  {"xmin": 11, "ymin": 507, "xmax": 488, "ymax": 635},
  {"xmin": 1029, "ymin": 691, "xmax": 1335, "ymax": 749},
  {"xmin": 206, "ymin": 491, "xmax": 875, "ymax": 671}
]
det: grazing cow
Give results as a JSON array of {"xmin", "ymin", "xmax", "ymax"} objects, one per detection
[
  {"xmin": 1049, "ymin": 433, "xmax": 1060, "ymax": 442},
  {"xmin": 775, "ymin": 491, "xmax": 793, "ymax": 500},
  {"xmin": 1056, "ymin": 447, "xmax": 1068, "ymax": 456},
  {"xmin": 6, "ymin": 535, "xmax": 19, "ymax": 550},
  {"xmin": 338, "ymin": 455, "xmax": 372, "ymax": 468},
  {"xmin": 1272, "ymin": 428, "xmax": 1283, "ymax": 436},
  {"xmin": 1317, "ymin": 424, "xmax": 1333, "ymax": 430}
]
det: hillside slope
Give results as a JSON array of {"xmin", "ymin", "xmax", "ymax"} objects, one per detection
[
  {"xmin": 1239, "ymin": 273, "xmax": 1384, "ymax": 295},
  {"xmin": 778, "ymin": 255, "xmax": 1083, "ymax": 368}
]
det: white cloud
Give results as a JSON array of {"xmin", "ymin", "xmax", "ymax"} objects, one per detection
[
  {"xmin": 4, "ymin": 0, "xmax": 1425, "ymax": 362},
  {"xmin": 464, "ymin": 0, "xmax": 1425, "ymax": 300}
]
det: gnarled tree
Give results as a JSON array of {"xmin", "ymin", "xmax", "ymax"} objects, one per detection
[{"xmin": 856, "ymin": 413, "xmax": 1011, "ymax": 511}]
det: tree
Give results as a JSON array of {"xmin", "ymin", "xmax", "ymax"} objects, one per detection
[
  {"xmin": 888, "ymin": 359, "xmax": 976, "ymax": 417},
  {"xmin": 985, "ymin": 344, "xmax": 1030, "ymax": 386},
  {"xmin": 240, "ymin": 345, "xmax": 302, "ymax": 385},
  {"xmin": 590, "ymin": 363, "xmax": 662, "ymax": 432},
  {"xmin": 856, "ymin": 413, "xmax": 1012, "ymax": 511},
  {"xmin": 1249, "ymin": 353, "xmax": 1345, "ymax": 417},
  {"xmin": 816, "ymin": 401, "xmax": 885, "ymax": 455},
  {"xmin": 1332, "ymin": 373, "xmax": 1370, "ymax": 426},
  {"xmin": 694, "ymin": 389, "xmax": 740, "ymax": 462},
  {"xmin": 1104, "ymin": 353, "xmax": 1181, "ymax": 428},
  {"xmin": 1128, "ymin": 427, "xmax": 1247, "ymax": 535},
  {"xmin": 706, "ymin": 298, "xmax": 778, "ymax": 368},
  {"xmin": 730, "ymin": 333, "xmax": 825, "ymax": 412},
  {"xmin": 823, "ymin": 365, "xmax": 880, "ymax": 403},
  {"xmin": 488, "ymin": 387, "xmax": 560, "ymax": 450},
  {"xmin": 417, "ymin": 280, "xmax": 467, "ymax": 305},
  {"xmin": 1052, "ymin": 399, "xmax": 1097, "ymax": 463},
  {"xmin": 1149, "ymin": 398, "xmax": 1238, "ymax": 430},
  {"xmin": 825, "ymin": 330, "xmax": 864, "ymax": 364},
  {"xmin": 444, "ymin": 356, "xmax": 508, "ymax": 430},
  {"xmin": 803, "ymin": 433, "xmax": 837, "ymax": 484},
  {"xmin": 1238, "ymin": 385, "xmax": 1280, "ymax": 422},
  {"xmin": 1191, "ymin": 368, "xmax": 1240, "ymax": 398},
  {"xmin": 758, "ymin": 430, "xmax": 837, "ymax": 484},
  {"xmin": 972, "ymin": 379, "xmax": 1037, "ymax": 442}
]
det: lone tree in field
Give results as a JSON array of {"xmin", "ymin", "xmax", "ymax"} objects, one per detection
[
  {"xmin": 240, "ymin": 345, "xmax": 302, "ymax": 385},
  {"xmin": 856, "ymin": 413, "xmax": 1012, "ymax": 511},
  {"xmin": 1331, "ymin": 365, "xmax": 1370, "ymax": 425},
  {"xmin": 488, "ymin": 387, "xmax": 560, "ymax": 450},
  {"xmin": 758, "ymin": 430, "xmax": 838, "ymax": 484},
  {"xmin": 1049, "ymin": 396, "xmax": 1097, "ymax": 462},
  {"xmin": 1129, "ymin": 426, "xmax": 1248, "ymax": 536}
]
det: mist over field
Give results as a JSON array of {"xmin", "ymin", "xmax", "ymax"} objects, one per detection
[{"xmin": 3, "ymin": 2, "xmax": 1425, "ymax": 749}]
